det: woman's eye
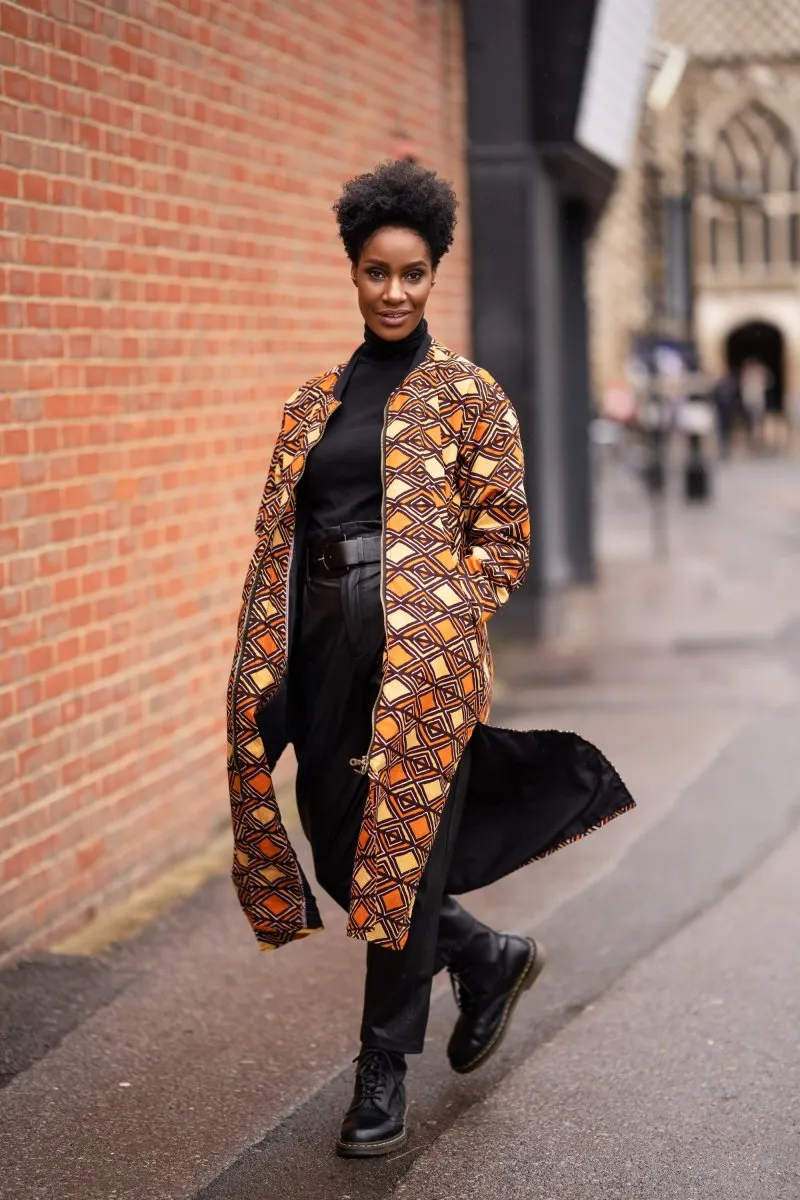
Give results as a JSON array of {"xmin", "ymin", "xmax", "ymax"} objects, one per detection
[{"xmin": 368, "ymin": 269, "xmax": 384, "ymax": 280}]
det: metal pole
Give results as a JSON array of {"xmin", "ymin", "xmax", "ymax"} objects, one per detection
[
  {"xmin": 641, "ymin": 114, "xmax": 669, "ymax": 558},
  {"xmin": 681, "ymin": 89, "xmax": 697, "ymax": 345},
  {"xmin": 680, "ymin": 80, "xmax": 713, "ymax": 503}
]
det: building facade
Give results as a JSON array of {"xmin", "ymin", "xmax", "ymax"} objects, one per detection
[
  {"xmin": 464, "ymin": 0, "xmax": 656, "ymax": 611},
  {"xmin": 0, "ymin": 0, "xmax": 468, "ymax": 961},
  {"xmin": 590, "ymin": 0, "xmax": 800, "ymax": 418}
]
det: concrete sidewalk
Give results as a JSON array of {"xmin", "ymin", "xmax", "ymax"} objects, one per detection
[
  {"xmin": 390, "ymin": 820, "xmax": 800, "ymax": 1200},
  {"xmin": 1, "ymin": 454, "xmax": 799, "ymax": 1200}
]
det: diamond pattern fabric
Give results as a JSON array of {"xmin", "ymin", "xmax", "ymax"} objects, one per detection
[{"xmin": 227, "ymin": 341, "xmax": 530, "ymax": 952}]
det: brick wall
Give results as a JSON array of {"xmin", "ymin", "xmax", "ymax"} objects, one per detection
[{"xmin": 0, "ymin": 0, "xmax": 470, "ymax": 962}]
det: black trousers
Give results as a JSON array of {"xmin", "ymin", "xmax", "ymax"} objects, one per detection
[{"xmin": 288, "ymin": 525, "xmax": 495, "ymax": 1055}]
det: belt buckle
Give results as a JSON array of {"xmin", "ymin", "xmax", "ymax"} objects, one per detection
[
  {"xmin": 316, "ymin": 544, "xmax": 334, "ymax": 572},
  {"xmin": 315, "ymin": 539, "xmax": 342, "ymax": 574},
  {"xmin": 314, "ymin": 533, "xmax": 366, "ymax": 575}
]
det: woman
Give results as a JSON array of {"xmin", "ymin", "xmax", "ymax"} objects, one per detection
[{"xmin": 227, "ymin": 160, "xmax": 634, "ymax": 1158}]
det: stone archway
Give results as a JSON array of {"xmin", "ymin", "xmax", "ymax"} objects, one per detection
[{"xmin": 725, "ymin": 320, "xmax": 785, "ymax": 412}]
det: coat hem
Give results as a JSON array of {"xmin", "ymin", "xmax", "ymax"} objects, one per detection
[
  {"xmin": 252, "ymin": 925, "xmax": 324, "ymax": 952},
  {"xmin": 529, "ymin": 798, "xmax": 637, "ymax": 863}
]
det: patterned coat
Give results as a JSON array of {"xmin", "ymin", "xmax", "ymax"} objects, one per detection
[{"xmin": 227, "ymin": 338, "xmax": 634, "ymax": 953}]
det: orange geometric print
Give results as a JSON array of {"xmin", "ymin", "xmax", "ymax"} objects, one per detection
[{"xmin": 226, "ymin": 342, "xmax": 530, "ymax": 951}]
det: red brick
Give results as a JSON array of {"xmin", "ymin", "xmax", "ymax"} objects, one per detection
[
  {"xmin": 3, "ymin": 69, "xmax": 31, "ymax": 103},
  {"xmin": 0, "ymin": 460, "xmax": 19, "ymax": 489},
  {"xmin": 0, "ymin": 0, "xmax": 469, "ymax": 962},
  {"xmin": 57, "ymin": 24, "xmax": 84, "ymax": 58},
  {"xmin": 21, "ymin": 173, "xmax": 49, "ymax": 204},
  {"xmin": 48, "ymin": 51, "xmax": 74, "ymax": 85},
  {"xmin": 73, "ymin": 2, "xmax": 95, "ymax": 31},
  {"xmin": 0, "ymin": 167, "xmax": 17, "ymax": 197},
  {"xmin": 9, "ymin": 270, "xmax": 35, "ymax": 296},
  {"xmin": 75, "ymin": 836, "xmax": 105, "ymax": 873},
  {"xmin": 0, "ymin": 2, "xmax": 28, "ymax": 37},
  {"xmin": 0, "ymin": 32, "xmax": 15, "ymax": 66},
  {"xmin": 17, "ymin": 39, "xmax": 45, "ymax": 76},
  {"xmin": 0, "ymin": 98, "xmax": 17, "ymax": 131},
  {"xmin": 4, "ymin": 137, "xmax": 32, "ymax": 170}
]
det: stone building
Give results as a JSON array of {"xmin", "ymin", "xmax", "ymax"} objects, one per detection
[{"xmin": 590, "ymin": 0, "xmax": 800, "ymax": 419}]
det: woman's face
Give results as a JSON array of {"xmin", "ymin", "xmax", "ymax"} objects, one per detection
[{"xmin": 352, "ymin": 226, "xmax": 435, "ymax": 341}]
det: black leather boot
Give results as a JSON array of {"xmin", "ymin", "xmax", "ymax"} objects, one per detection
[
  {"xmin": 336, "ymin": 1048, "xmax": 408, "ymax": 1158},
  {"xmin": 447, "ymin": 935, "xmax": 545, "ymax": 1074}
]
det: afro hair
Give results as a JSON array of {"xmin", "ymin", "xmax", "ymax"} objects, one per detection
[{"xmin": 333, "ymin": 160, "xmax": 458, "ymax": 268}]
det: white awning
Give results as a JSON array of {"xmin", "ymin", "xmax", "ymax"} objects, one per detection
[{"xmin": 576, "ymin": 0, "xmax": 659, "ymax": 170}]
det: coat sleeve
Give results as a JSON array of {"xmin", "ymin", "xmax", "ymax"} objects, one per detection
[
  {"xmin": 253, "ymin": 393, "xmax": 299, "ymax": 536},
  {"xmin": 457, "ymin": 373, "xmax": 531, "ymax": 622}
]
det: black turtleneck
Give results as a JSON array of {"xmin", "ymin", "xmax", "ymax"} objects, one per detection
[{"xmin": 299, "ymin": 319, "xmax": 429, "ymax": 534}]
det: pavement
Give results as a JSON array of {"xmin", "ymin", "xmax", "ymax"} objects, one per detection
[
  {"xmin": 1, "ymin": 450, "xmax": 800, "ymax": 1199},
  {"xmin": 392, "ymin": 820, "xmax": 800, "ymax": 1200}
]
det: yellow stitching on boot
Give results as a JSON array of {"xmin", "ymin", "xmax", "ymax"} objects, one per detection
[{"xmin": 461, "ymin": 939, "xmax": 538, "ymax": 1070}]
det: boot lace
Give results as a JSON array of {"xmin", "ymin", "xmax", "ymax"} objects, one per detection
[
  {"xmin": 354, "ymin": 1049, "xmax": 395, "ymax": 1103},
  {"xmin": 449, "ymin": 969, "xmax": 479, "ymax": 1016}
]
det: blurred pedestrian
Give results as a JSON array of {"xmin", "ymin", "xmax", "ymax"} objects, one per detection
[
  {"xmin": 712, "ymin": 368, "xmax": 741, "ymax": 459},
  {"xmin": 740, "ymin": 357, "xmax": 772, "ymax": 450},
  {"xmin": 226, "ymin": 161, "xmax": 634, "ymax": 1157}
]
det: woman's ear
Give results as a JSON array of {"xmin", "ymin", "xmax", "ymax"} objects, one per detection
[
  {"xmin": 430, "ymin": 270, "xmax": 437, "ymax": 288},
  {"xmin": 351, "ymin": 264, "xmax": 358, "ymax": 286}
]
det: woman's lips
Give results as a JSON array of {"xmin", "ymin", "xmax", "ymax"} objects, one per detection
[{"xmin": 378, "ymin": 311, "xmax": 412, "ymax": 325}]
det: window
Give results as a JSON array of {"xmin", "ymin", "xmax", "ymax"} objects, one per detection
[{"xmin": 705, "ymin": 102, "xmax": 798, "ymax": 271}]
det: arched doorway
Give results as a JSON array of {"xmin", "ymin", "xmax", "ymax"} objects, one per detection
[{"xmin": 725, "ymin": 321, "xmax": 785, "ymax": 413}]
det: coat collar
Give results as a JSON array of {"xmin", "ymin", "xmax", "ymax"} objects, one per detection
[
  {"xmin": 318, "ymin": 334, "xmax": 451, "ymax": 402},
  {"xmin": 254, "ymin": 337, "xmax": 458, "ymax": 538}
]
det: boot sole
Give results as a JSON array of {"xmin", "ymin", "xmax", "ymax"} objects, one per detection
[
  {"xmin": 450, "ymin": 938, "xmax": 546, "ymax": 1075},
  {"xmin": 336, "ymin": 1121, "xmax": 408, "ymax": 1159}
]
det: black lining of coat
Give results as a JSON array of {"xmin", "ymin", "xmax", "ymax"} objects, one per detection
[{"xmin": 444, "ymin": 723, "xmax": 635, "ymax": 895}]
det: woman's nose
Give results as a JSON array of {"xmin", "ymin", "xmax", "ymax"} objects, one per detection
[{"xmin": 383, "ymin": 276, "xmax": 405, "ymax": 304}]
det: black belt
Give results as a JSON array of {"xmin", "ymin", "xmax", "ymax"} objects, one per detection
[{"xmin": 308, "ymin": 533, "xmax": 382, "ymax": 577}]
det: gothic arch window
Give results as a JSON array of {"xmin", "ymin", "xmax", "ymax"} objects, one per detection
[{"xmin": 705, "ymin": 102, "xmax": 798, "ymax": 271}]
